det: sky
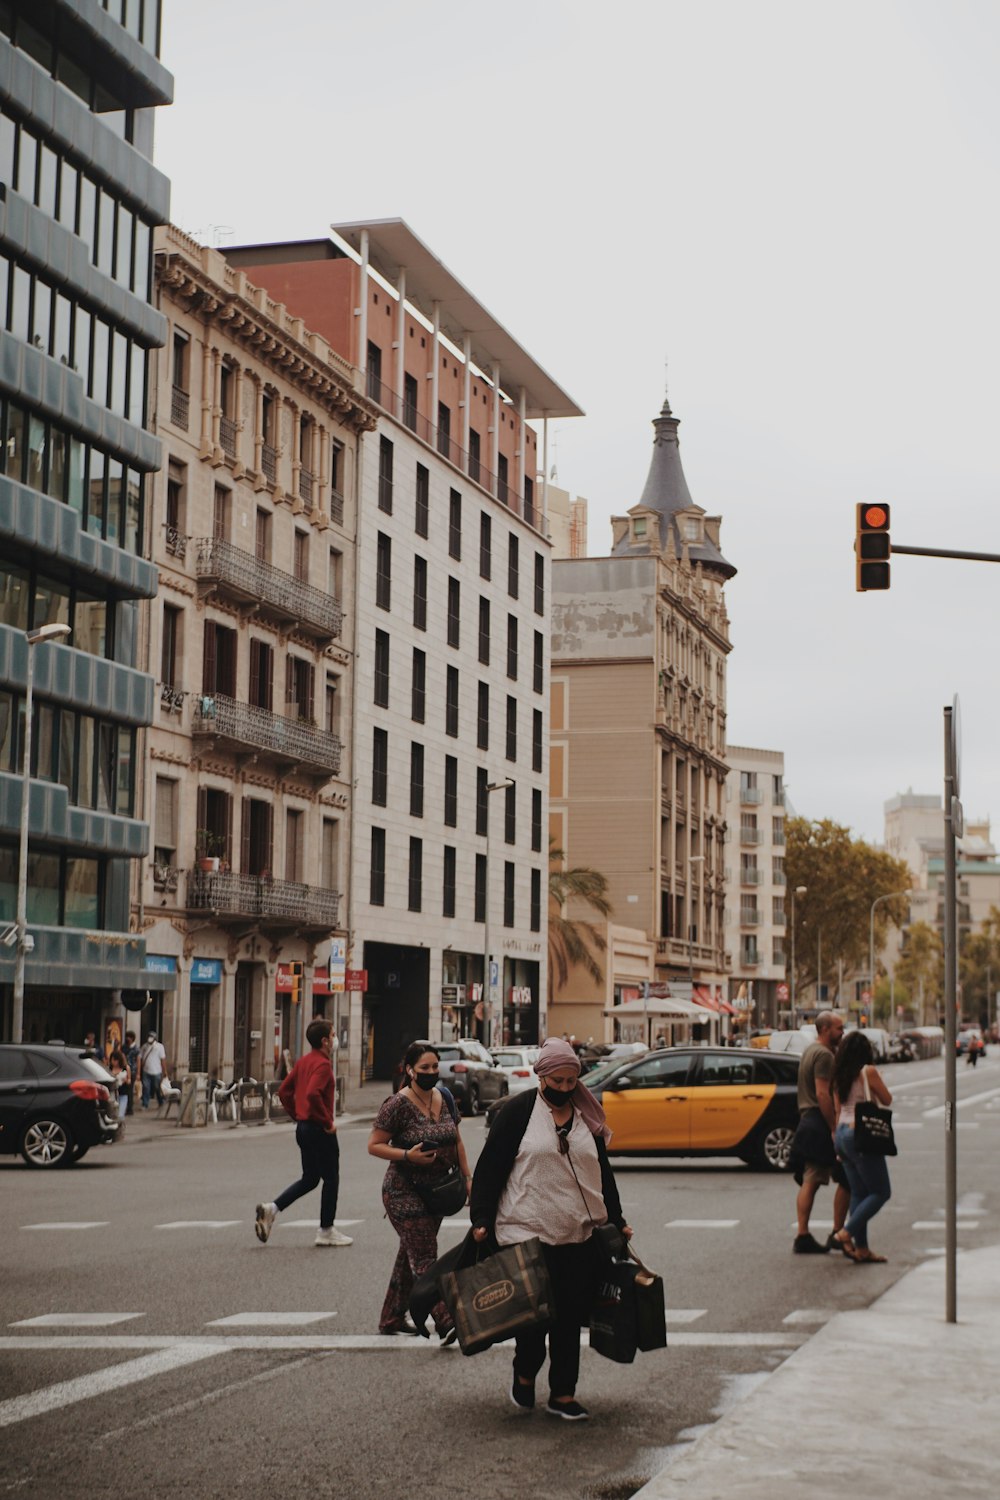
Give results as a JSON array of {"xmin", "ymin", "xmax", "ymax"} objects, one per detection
[{"xmin": 155, "ymin": 0, "xmax": 1000, "ymax": 846}]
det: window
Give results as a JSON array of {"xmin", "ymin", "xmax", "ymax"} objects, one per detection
[
  {"xmin": 374, "ymin": 629, "xmax": 390, "ymax": 708},
  {"xmin": 624, "ymin": 1054, "xmax": 692, "ymax": 1090},
  {"xmin": 444, "ymin": 755, "xmax": 458, "ymax": 827},
  {"xmin": 504, "ymin": 861, "xmax": 515, "ymax": 927},
  {"xmin": 161, "ymin": 604, "xmax": 181, "ymax": 687},
  {"xmin": 443, "ymin": 845, "xmax": 456, "ymax": 918},
  {"xmin": 372, "ymin": 727, "xmax": 388, "ymax": 807},
  {"xmin": 322, "ymin": 819, "xmax": 340, "ymax": 891},
  {"xmin": 285, "ymin": 654, "xmax": 315, "ymax": 721},
  {"xmin": 533, "ymin": 631, "xmax": 544, "ymax": 694},
  {"xmin": 480, "ymin": 512, "xmax": 492, "ymax": 579},
  {"xmin": 531, "ymin": 868, "xmax": 541, "ymax": 932},
  {"xmin": 524, "ymin": 475, "xmax": 534, "ymax": 526},
  {"xmin": 285, "ymin": 808, "xmax": 304, "ymax": 883},
  {"xmin": 469, "ymin": 429, "xmax": 481, "ymax": 485},
  {"xmin": 415, "ymin": 463, "xmax": 429, "ymax": 538},
  {"xmin": 413, "ymin": 556, "xmax": 427, "ymax": 631},
  {"xmin": 445, "ymin": 666, "xmax": 459, "ymax": 737},
  {"xmin": 773, "ymin": 897, "xmax": 786, "ymax": 926},
  {"xmin": 329, "ymin": 547, "xmax": 343, "ymax": 601},
  {"xmin": 294, "ymin": 530, "xmax": 309, "ymax": 584},
  {"xmin": 403, "ymin": 373, "xmax": 418, "ymax": 432},
  {"xmin": 212, "ymin": 486, "xmax": 230, "ymax": 544},
  {"xmin": 506, "ymin": 697, "xmax": 517, "ymax": 761},
  {"xmin": 370, "ymin": 827, "xmax": 386, "ymax": 906},
  {"xmin": 477, "ymin": 682, "xmax": 489, "ymax": 751},
  {"xmin": 773, "ymin": 817, "xmax": 785, "ymax": 845},
  {"xmin": 448, "ymin": 490, "xmax": 462, "ymax": 561},
  {"xmin": 172, "ymin": 330, "xmax": 189, "ymax": 392},
  {"xmin": 367, "ymin": 341, "xmax": 382, "ymax": 402},
  {"xmin": 249, "ymin": 638, "xmax": 273, "ymax": 710},
  {"xmin": 508, "ymin": 535, "xmax": 519, "ymax": 598},
  {"xmin": 329, "ymin": 441, "xmax": 344, "ymax": 523},
  {"xmin": 410, "ymin": 742, "xmax": 424, "ymax": 818},
  {"xmin": 534, "ymin": 552, "xmax": 545, "ymax": 616},
  {"xmin": 240, "ymin": 796, "xmax": 273, "ymax": 877},
  {"xmin": 506, "ymin": 615, "xmax": 518, "ymax": 680},
  {"xmin": 476, "ymin": 768, "xmax": 489, "ymax": 837},
  {"xmin": 376, "ymin": 532, "xmax": 392, "ymax": 610},
  {"xmin": 378, "ymin": 435, "xmax": 393, "ymax": 513},
  {"xmin": 532, "ymin": 709, "xmax": 543, "ymax": 773},
  {"xmin": 165, "ymin": 461, "xmax": 185, "ymax": 557},
  {"xmin": 475, "ymin": 852, "xmax": 487, "ymax": 922},
  {"xmin": 203, "ymin": 621, "xmax": 237, "ymax": 697},
  {"xmin": 437, "ymin": 401, "xmax": 451, "ymax": 458},
  {"xmin": 411, "ymin": 648, "xmax": 426, "ymax": 723},
  {"xmin": 478, "ymin": 597, "xmax": 490, "ymax": 665},
  {"xmin": 447, "ymin": 577, "xmax": 460, "ymax": 648},
  {"xmin": 153, "ymin": 776, "xmax": 177, "ymax": 867},
  {"xmin": 254, "ymin": 506, "xmax": 270, "ymax": 561},
  {"xmin": 408, "ymin": 837, "xmax": 423, "ymax": 912},
  {"xmin": 531, "ymin": 788, "xmax": 542, "ymax": 852},
  {"xmin": 504, "ymin": 782, "xmax": 516, "ymax": 844}
]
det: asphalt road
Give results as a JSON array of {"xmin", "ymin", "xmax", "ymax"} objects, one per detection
[{"xmin": 1, "ymin": 1055, "xmax": 997, "ymax": 1500}]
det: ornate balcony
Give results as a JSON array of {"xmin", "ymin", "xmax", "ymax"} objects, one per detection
[
  {"xmin": 220, "ymin": 415, "xmax": 238, "ymax": 459},
  {"xmin": 194, "ymin": 536, "xmax": 342, "ymax": 641},
  {"xmin": 165, "ymin": 525, "xmax": 186, "ymax": 559},
  {"xmin": 152, "ymin": 862, "xmax": 179, "ymax": 892},
  {"xmin": 261, "ymin": 443, "xmax": 278, "ymax": 483},
  {"xmin": 299, "ymin": 468, "xmax": 314, "ymax": 504},
  {"xmin": 187, "ymin": 869, "xmax": 340, "ymax": 929},
  {"xmin": 160, "ymin": 684, "xmax": 185, "ymax": 713},
  {"xmin": 171, "ymin": 385, "xmax": 189, "ymax": 429},
  {"xmin": 192, "ymin": 692, "xmax": 342, "ymax": 777}
]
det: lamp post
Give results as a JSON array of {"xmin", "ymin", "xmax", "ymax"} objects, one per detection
[
  {"xmin": 790, "ymin": 885, "xmax": 807, "ymax": 1024},
  {"xmin": 869, "ymin": 890, "xmax": 911, "ymax": 1024},
  {"xmin": 483, "ymin": 777, "xmax": 514, "ymax": 1050},
  {"xmin": 12, "ymin": 624, "xmax": 72, "ymax": 1043}
]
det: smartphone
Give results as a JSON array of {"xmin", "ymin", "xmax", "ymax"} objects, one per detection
[{"xmin": 419, "ymin": 1141, "xmax": 438, "ymax": 1154}]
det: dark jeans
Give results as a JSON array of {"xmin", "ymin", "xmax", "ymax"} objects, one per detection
[
  {"xmin": 835, "ymin": 1123, "xmax": 891, "ymax": 1250},
  {"xmin": 512, "ymin": 1238, "xmax": 602, "ymax": 1400},
  {"xmin": 275, "ymin": 1122, "xmax": 340, "ymax": 1230}
]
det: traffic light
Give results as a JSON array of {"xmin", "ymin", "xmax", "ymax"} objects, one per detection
[
  {"xmin": 856, "ymin": 503, "xmax": 891, "ymax": 591},
  {"xmin": 289, "ymin": 961, "xmax": 303, "ymax": 1006}
]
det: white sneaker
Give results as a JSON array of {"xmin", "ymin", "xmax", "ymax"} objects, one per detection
[
  {"xmin": 255, "ymin": 1202, "xmax": 277, "ymax": 1244},
  {"xmin": 315, "ymin": 1226, "xmax": 353, "ymax": 1247}
]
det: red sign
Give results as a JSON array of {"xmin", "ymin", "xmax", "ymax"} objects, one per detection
[
  {"xmin": 345, "ymin": 969, "xmax": 368, "ymax": 992},
  {"xmin": 777, "ymin": 983, "xmax": 789, "ymax": 1002}
]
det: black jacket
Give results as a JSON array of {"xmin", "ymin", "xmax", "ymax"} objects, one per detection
[{"xmin": 469, "ymin": 1087, "xmax": 625, "ymax": 1236}]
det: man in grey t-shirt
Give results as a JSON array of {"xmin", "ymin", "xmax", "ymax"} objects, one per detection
[{"xmin": 793, "ymin": 1011, "xmax": 849, "ymax": 1254}]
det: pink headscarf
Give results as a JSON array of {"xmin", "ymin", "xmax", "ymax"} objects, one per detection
[{"xmin": 534, "ymin": 1037, "xmax": 612, "ymax": 1143}]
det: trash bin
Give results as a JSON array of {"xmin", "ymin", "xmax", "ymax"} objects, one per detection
[
  {"xmin": 237, "ymin": 1080, "xmax": 267, "ymax": 1126},
  {"xmin": 177, "ymin": 1073, "xmax": 209, "ymax": 1127}
]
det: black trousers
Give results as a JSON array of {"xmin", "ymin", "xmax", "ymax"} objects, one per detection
[
  {"xmin": 512, "ymin": 1238, "xmax": 601, "ymax": 1399},
  {"xmin": 274, "ymin": 1122, "xmax": 340, "ymax": 1229}
]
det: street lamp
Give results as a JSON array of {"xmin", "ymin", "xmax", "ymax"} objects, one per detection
[
  {"xmin": 790, "ymin": 885, "xmax": 807, "ymax": 1023},
  {"xmin": 12, "ymin": 623, "xmax": 72, "ymax": 1043},
  {"xmin": 869, "ymin": 889, "xmax": 911, "ymax": 1024},
  {"xmin": 483, "ymin": 777, "xmax": 514, "ymax": 1050}
]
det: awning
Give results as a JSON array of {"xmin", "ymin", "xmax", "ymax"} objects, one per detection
[{"xmin": 602, "ymin": 997, "xmax": 706, "ymax": 1020}]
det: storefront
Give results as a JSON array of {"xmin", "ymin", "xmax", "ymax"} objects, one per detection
[
  {"xmin": 501, "ymin": 959, "xmax": 539, "ymax": 1046},
  {"xmin": 189, "ymin": 957, "xmax": 222, "ymax": 1074}
]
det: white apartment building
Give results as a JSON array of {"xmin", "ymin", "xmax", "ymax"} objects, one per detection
[{"xmin": 723, "ymin": 745, "xmax": 788, "ymax": 1031}]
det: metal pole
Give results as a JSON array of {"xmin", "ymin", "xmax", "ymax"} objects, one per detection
[
  {"xmin": 12, "ymin": 644, "xmax": 35, "ymax": 1045},
  {"xmin": 943, "ymin": 706, "xmax": 958, "ymax": 1323},
  {"xmin": 817, "ymin": 930, "xmax": 821, "ymax": 1010},
  {"xmin": 484, "ymin": 804, "xmax": 491, "ymax": 1051},
  {"xmin": 790, "ymin": 889, "xmax": 796, "ymax": 1022}
]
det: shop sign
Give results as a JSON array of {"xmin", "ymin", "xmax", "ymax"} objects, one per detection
[
  {"xmin": 146, "ymin": 955, "xmax": 177, "ymax": 973},
  {"xmin": 442, "ymin": 984, "xmax": 467, "ymax": 1004},
  {"xmin": 329, "ymin": 938, "xmax": 346, "ymax": 992},
  {"xmin": 508, "ymin": 986, "xmax": 533, "ymax": 1008},
  {"xmin": 191, "ymin": 958, "xmax": 222, "ymax": 986},
  {"xmin": 777, "ymin": 983, "xmax": 789, "ymax": 1001},
  {"xmin": 345, "ymin": 969, "xmax": 368, "ymax": 991}
]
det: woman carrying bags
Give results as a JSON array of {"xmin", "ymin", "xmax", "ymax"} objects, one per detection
[
  {"xmin": 470, "ymin": 1036, "xmax": 632, "ymax": 1421},
  {"xmin": 831, "ymin": 1030, "xmax": 893, "ymax": 1263}
]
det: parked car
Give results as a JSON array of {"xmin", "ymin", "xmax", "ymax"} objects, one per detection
[
  {"xmin": 431, "ymin": 1039, "xmax": 508, "ymax": 1116},
  {"xmin": 0, "ymin": 1045, "xmax": 120, "ymax": 1167},
  {"xmin": 578, "ymin": 1042, "xmax": 647, "ymax": 1074},
  {"xmin": 490, "ymin": 1046, "xmax": 539, "ymax": 1093}
]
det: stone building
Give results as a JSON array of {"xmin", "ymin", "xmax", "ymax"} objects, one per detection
[
  {"xmin": 550, "ymin": 394, "xmax": 736, "ymax": 1043},
  {"xmin": 722, "ymin": 744, "xmax": 788, "ymax": 1031}
]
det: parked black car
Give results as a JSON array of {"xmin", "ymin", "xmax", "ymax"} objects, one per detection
[
  {"xmin": 0, "ymin": 1045, "xmax": 120, "ymax": 1167},
  {"xmin": 431, "ymin": 1039, "xmax": 508, "ymax": 1116}
]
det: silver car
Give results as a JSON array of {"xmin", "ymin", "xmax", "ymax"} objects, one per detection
[{"xmin": 490, "ymin": 1046, "xmax": 540, "ymax": 1094}]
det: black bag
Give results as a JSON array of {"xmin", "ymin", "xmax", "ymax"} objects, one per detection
[
  {"xmin": 441, "ymin": 1236, "xmax": 553, "ymax": 1356},
  {"xmin": 406, "ymin": 1162, "xmax": 468, "ymax": 1217},
  {"xmin": 589, "ymin": 1246, "xmax": 667, "ymax": 1364},
  {"xmin": 854, "ymin": 1070, "xmax": 897, "ymax": 1157}
]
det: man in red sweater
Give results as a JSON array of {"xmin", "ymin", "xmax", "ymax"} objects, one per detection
[{"xmin": 255, "ymin": 1019, "xmax": 352, "ymax": 1248}]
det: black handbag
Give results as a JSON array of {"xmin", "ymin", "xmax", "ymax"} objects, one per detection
[
  {"xmin": 590, "ymin": 1244, "xmax": 667, "ymax": 1364},
  {"xmin": 441, "ymin": 1235, "xmax": 554, "ymax": 1356},
  {"xmin": 404, "ymin": 1162, "xmax": 468, "ymax": 1217},
  {"xmin": 854, "ymin": 1069, "xmax": 897, "ymax": 1157}
]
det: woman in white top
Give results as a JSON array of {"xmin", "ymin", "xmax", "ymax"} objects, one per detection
[{"xmin": 831, "ymin": 1031, "xmax": 893, "ymax": 1263}]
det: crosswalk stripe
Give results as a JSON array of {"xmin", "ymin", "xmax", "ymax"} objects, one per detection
[
  {"xmin": 205, "ymin": 1312, "xmax": 337, "ymax": 1327},
  {"xmin": 665, "ymin": 1219, "xmax": 739, "ymax": 1228},
  {"xmin": 782, "ymin": 1309, "xmax": 836, "ymax": 1325},
  {"xmin": 0, "ymin": 1345, "xmax": 224, "ymax": 1429},
  {"xmin": 10, "ymin": 1314, "xmax": 144, "ymax": 1328},
  {"xmin": 665, "ymin": 1309, "xmax": 707, "ymax": 1324},
  {"xmin": 912, "ymin": 1220, "xmax": 979, "ymax": 1230},
  {"xmin": 0, "ymin": 1331, "xmax": 806, "ymax": 1354},
  {"xmin": 20, "ymin": 1223, "xmax": 108, "ymax": 1231},
  {"xmin": 276, "ymin": 1219, "xmax": 363, "ymax": 1228},
  {"xmin": 923, "ymin": 1086, "xmax": 1000, "ymax": 1117},
  {"xmin": 155, "ymin": 1222, "xmax": 241, "ymax": 1230}
]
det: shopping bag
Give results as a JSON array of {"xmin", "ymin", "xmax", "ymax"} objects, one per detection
[
  {"xmin": 590, "ymin": 1245, "xmax": 667, "ymax": 1363},
  {"xmin": 440, "ymin": 1236, "xmax": 553, "ymax": 1356},
  {"xmin": 854, "ymin": 1068, "xmax": 897, "ymax": 1157}
]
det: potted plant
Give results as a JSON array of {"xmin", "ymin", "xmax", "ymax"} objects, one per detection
[{"xmin": 196, "ymin": 830, "xmax": 226, "ymax": 873}]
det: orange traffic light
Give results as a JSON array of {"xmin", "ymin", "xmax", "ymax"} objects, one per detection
[{"xmin": 856, "ymin": 503, "xmax": 891, "ymax": 591}]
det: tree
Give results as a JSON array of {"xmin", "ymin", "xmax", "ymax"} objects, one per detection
[
  {"xmin": 548, "ymin": 839, "xmax": 612, "ymax": 990},
  {"xmin": 895, "ymin": 920, "xmax": 943, "ymax": 1024},
  {"xmin": 958, "ymin": 906, "xmax": 1000, "ymax": 1028},
  {"xmin": 785, "ymin": 818, "xmax": 912, "ymax": 1001}
]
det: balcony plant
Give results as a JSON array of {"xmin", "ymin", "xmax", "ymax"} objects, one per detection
[{"xmin": 196, "ymin": 830, "xmax": 227, "ymax": 873}]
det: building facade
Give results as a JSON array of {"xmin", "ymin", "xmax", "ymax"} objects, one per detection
[
  {"xmin": 722, "ymin": 745, "xmax": 788, "ymax": 1031},
  {"xmin": 548, "ymin": 483, "xmax": 588, "ymax": 559},
  {"xmin": 141, "ymin": 224, "xmax": 375, "ymax": 1083},
  {"xmin": 550, "ymin": 395, "xmax": 736, "ymax": 1043},
  {"xmin": 0, "ymin": 1, "xmax": 174, "ymax": 1043},
  {"xmin": 225, "ymin": 223, "xmax": 581, "ymax": 1077}
]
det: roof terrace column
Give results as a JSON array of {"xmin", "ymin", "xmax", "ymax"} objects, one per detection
[
  {"xmin": 542, "ymin": 415, "xmax": 550, "ymax": 525},
  {"xmin": 516, "ymin": 388, "xmax": 526, "ymax": 501},
  {"xmin": 490, "ymin": 363, "xmax": 501, "ymax": 497},
  {"xmin": 462, "ymin": 334, "xmax": 472, "ymax": 473},
  {"xmin": 395, "ymin": 267, "xmax": 406, "ymax": 419},
  {"xmin": 357, "ymin": 229, "xmax": 370, "ymax": 378},
  {"xmin": 430, "ymin": 301, "xmax": 441, "ymax": 448}
]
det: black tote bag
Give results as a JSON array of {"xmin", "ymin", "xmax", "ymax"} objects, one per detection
[
  {"xmin": 440, "ymin": 1236, "xmax": 553, "ymax": 1356},
  {"xmin": 590, "ymin": 1244, "xmax": 667, "ymax": 1364},
  {"xmin": 854, "ymin": 1068, "xmax": 897, "ymax": 1157}
]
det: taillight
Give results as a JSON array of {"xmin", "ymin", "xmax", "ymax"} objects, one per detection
[
  {"xmin": 452, "ymin": 1062, "xmax": 468, "ymax": 1073},
  {"xmin": 513, "ymin": 1069, "xmax": 530, "ymax": 1077},
  {"xmin": 70, "ymin": 1080, "xmax": 102, "ymax": 1101}
]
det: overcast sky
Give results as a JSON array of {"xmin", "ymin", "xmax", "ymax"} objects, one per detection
[{"xmin": 156, "ymin": 0, "xmax": 1000, "ymax": 846}]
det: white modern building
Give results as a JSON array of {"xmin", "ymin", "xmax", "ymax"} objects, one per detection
[{"xmin": 723, "ymin": 745, "xmax": 788, "ymax": 1031}]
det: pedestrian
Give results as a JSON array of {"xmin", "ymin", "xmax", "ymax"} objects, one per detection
[
  {"xmin": 790, "ymin": 1010, "xmax": 850, "ymax": 1254},
  {"xmin": 108, "ymin": 1046, "xmax": 131, "ymax": 1123},
  {"xmin": 367, "ymin": 1042, "xmax": 471, "ymax": 1342},
  {"xmin": 831, "ymin": 1031, "xmax": 892, "ymax": 1263},
  {"xmin": 82, "ymin": 1030, "xmax": 102, "ymax": 1061},
  {"xmin": 469, "ymin": 1036, "xmax": 632, "ymax": 1421},
  {"xmin": 138, "ymin": 1031, "xmax": 167, "ymax": 1109},
  {"xmin": 123, "ymin": 1030, "xmax": 140, "ymax": 1115},
  {"xmin": 254, "ymin": 1019, "xmax": 351, "ymax": 1248}
]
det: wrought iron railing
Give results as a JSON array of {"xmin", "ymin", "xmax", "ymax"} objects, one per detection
[
  {"xmin": 165, "ymin": 525, "xmax": 186, "ymax": 559},
  {"xmin": 261, "ymin": 443, "xmax": 278, "ymax": 483},
  {"xmin": 220, "ymin": 415, "xmax": 238, "ymax": 458},
  {"xmin": 192, "ymin": 692, "xmax": 342, "ymax": 774},
  {"xmin": 171, "ymin": 385, "xmax": 189, "ymax": 428},
  {"xmin": 329, "ymin": 487, "xmax": 344, "ymax": 526},
  {"xmin": 194, "ymin": 536, "xmax": 342, "ymax": 639},
  {"xmin": 187, "ymin": 868, "xmax": 340, "ymax": 926},
  {"xmin": 153, "ymin": 862, "xmax": 179, "ymax": 892},
  {"xmin": 299, "ymin": 467, "xmax": 314, "ymax": 504},
  {"xmin": 160, "ymin": 684, "xmax": 184, "ymax": 712}
]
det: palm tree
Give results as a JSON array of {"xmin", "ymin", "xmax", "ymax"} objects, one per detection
[{"xmin": 548, "ymin": 838, "xmax": 612, "ymax": 989}]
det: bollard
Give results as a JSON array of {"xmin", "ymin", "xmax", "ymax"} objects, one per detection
[{"xmin": 176, "ymin": 1073, "xmax": 209, "ymax": 1127}]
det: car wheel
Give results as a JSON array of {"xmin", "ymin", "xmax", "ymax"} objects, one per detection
[
  {"xmin": 20, "ymin": 1118, "xmax": 76, "ymax": 1168},
  {"xmin": 751, "ymin": 1123, "xmax": 795, "ymax": 1173},
  {"xmin": 466, "ymin": 1085, "xmax": 481, "ymax": 1117}
]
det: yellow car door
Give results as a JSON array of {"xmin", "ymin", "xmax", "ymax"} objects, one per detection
[
  {"xmin": 600, "ymin": 1053, "xmax": 694, "ymax": 1152},
  {"xmin": 688, "ymin": 1052, "xmax": 774, "ymax": 1151}
]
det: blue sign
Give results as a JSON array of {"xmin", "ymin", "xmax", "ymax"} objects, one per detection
[
  {"xmin": 191, "ymin": 958, "xmax": 223, "ymax": 985},
  {"xmin": 146, "ymin": 955, "xmax": 177, "ymax": 974}
]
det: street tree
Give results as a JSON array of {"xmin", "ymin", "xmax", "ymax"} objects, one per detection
[
  {"xmin": 895, "ymin": 920, "xmax": 943, "ymax": 1025},
  {"xmin": 548, "ymin": 839, "xmax": 612, "ymax": 990},
  {"xmin": 785, "ymin": 817, "xmax": 911, "ymax": 1002},
  {"xmin": 958, "ymin": 906, "xmax": 1000, "ymax": 1029}
]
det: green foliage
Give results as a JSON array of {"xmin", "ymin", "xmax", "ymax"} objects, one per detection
[
  {"xmin": 895, "ymin": 920, "xmax": 943, "ymax": 1022},
  {"xmin": 785, "ymin": 818, "xmax": 912, "ymax": 997},
  {"xmin": 958, "ymin": 906, "xmax": 1000, "ymax": 1025},
  {"xmin": 548, "ymin": 840, "xmax": 612, "ymax": 989}
]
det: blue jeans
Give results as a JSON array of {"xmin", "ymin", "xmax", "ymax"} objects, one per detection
[
  {"xmin": 274, "ymin": 1123, "xmax": 340, "ymax": 1230},
  {"xmin": 835, "ymin": 1123, "xmax": 891, "ymax": 1250},
  {"xmin": 141, "ymin": 1073, "xmax": 163, "ymax": 1109}
]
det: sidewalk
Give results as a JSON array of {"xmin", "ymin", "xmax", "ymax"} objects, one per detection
[
  {"xmin": 635, "ymin": 1242, "xmax": 1000, "ymax": 1499},
  {"xmin": 119, "ymin": 1075, "xmax": 387, "ymax": 1143}
]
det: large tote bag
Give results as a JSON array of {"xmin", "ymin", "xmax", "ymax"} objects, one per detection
[
  {"xmin": 590, "ymin": 1245, "xmax": 667, "ymax": 1364},
  {"xmin": 854, "ymin": 1068, "xmax": 897, "ymax": 1157},
  {"xmin": 440, "ymin": 1236, "xmax": 553, "ymax": 1357}
]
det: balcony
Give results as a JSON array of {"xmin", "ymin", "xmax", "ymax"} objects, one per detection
[
  {"xmin": 152, "ymin": 862, "xmax": 179, "ymax": 892},
  {"xmin": 220, "ymin": 415, "xmax": 238, "ymax": 459},
  {"xmin": 330, "ymin": 487, "xmax": 345, "ymax": 527},
  {"xmin": 160, "ymin": 683, "xmax": 184, "ymax": 713},
  {"xmin": 739, "ymin": 949, "xmax": 761, "ymax": 967},
  {"xmin": 773, "ymin": 870, "xmax": 787, "ymax": 886},
  {"xmin": 739, "ymin": 908, "xmax": 762, "ymax": 926},
  {"xmin": 192, "ymin": 693, "xmax": 342, "ymax": 777},
  {"xmin": 740, "ymin": 787, "xmax": 763, "ymax": 804},
  {"xmin": 170, "ymin": 385, "xmax": 189, "ymax": 429},
  {"xmin": 261, "ymin": 443, "xmax": 278, "ymax": 484},
  {"xmin": 187, "ymin": 869, "xmax": 340, "ymax": 930},
  {"xmin": 299, "ymin": 468, "xmax": 314, "ymax": 505},
  {"xmin": 655, "ymin": 937, "xmax": 718, "ymax": 969},
  {"xmin": 739, "ymin": 827, "xmax": 763, "ymax": 845},
  {"xmin": 194, "ymin": 537, "xmax": 342, "ymax": 641},
  {"xmin": 740, "ymin": 868, "xmax": 763, "ymax": 886}
]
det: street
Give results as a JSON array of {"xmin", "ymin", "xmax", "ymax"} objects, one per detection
[{"xmin": 1, "ymin": 1056, "xmax": 997, "ymax": 1500}]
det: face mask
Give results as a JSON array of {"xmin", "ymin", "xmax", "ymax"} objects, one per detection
[
  {"xmin": 412, "ymin": 1072, "xmax": 439, "ymax": 1091},
  {"xmin": 541, "ymin": 1083, "xmax": 575, "ymax": 1107}
]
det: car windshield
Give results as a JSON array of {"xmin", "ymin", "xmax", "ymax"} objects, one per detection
[
  {"xmin": 583, "ymin": 1059, "xmax": 630, "ymax": 1089},
  {"xmin": 437, "ymin": 1048, "xmax": 460, "ymax": 1062}
]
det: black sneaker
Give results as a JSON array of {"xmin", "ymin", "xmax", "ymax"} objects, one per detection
[
  {"xmin": 793, "ymin": 1233, "xmax": 829, "ymax": 1255},
  {"xmin": 511, "ymin": 1378, "xmax": 535, "ymax": 1412},
  {"xmin": 439, "ymin": 1325, "xmax": 458, "ymax": 1348},
  {"xmin": 547, "ymin": 1398, "xmax": 589, "ymax": 1421}
]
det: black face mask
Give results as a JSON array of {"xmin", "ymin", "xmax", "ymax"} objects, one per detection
[
  {"xmin": 412, "ymin": 1072, "xmax": 439, "ymax": 1091},
  {"xmin": 541, "ymin": 1083, "xmax": 575, "ymax": 1107}
]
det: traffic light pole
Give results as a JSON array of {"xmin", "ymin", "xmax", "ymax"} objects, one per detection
[
  {"xmin": 943, "ymin": 705, "xmax": 960, "ymax": 1325},
  {"xmin": 892, "ymin": 544, "xmax": 1000, "ymax": 563}
]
